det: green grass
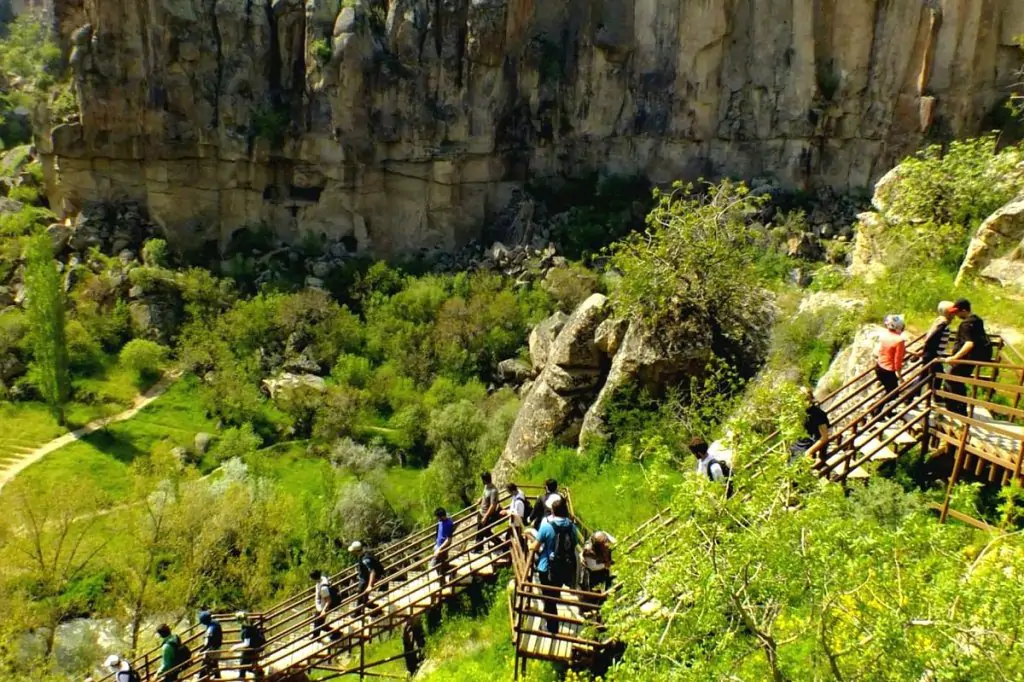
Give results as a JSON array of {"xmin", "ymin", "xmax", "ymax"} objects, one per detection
[
  {"xmin": 246, "ymin": 440, "xmax": 341, "ymax": 491},
  {"xmin": 518, "ymin": 447, "xmax": 681, "ymax": 538},
  {"xmin": 0, "ymin": 377, "xmax": 216, "ymax": 506}
]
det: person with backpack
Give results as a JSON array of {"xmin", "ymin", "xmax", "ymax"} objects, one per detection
[
  {"xmin": 198, "ymin": 610, "xmax": 223, "ymax": 680},
  {"xmin": 916, "ymin": 301, "xmax": 955, "ymax": 394},
  {"xmin": 309, "ymin": 570, "xmax": 341, "ymax": 642},
  {"xmin": 527, "ymin": 497, "xmax": 578, "ymax": 635},
  {"xmin": 349, "ymin": 541, "xmax": 385, "ymax": 615},
  {"xmin": 475, "ymin": 472, "xmax": 501, "ymax": 552},
  {"xmin": 689, "ymin": 437, "xmax": 734, "ymax": 496},
  {"xmin": 431, "ymin": 507, "xmax": 455, "ymax": 586},
  {"xmin": 232, "ymin": 612, "xmax": 265, "ymax": 679},
  {"xmin": 155, "ymin": 624, "xmax": 189, "ymax": 681},
  {"xmin": 528, "ymin": 479, "xmax": 559, "ymax": 530},
  {"xmin": 103, "ymin": 654, "xmax": 139, "ymax": 682},
  {"xmin": 946, "ymin": 299, "xmax": 991, "ymax": 416},
  {"xmin": 788, "ymin": 387, "xmax": 830, "ymax": 464}
]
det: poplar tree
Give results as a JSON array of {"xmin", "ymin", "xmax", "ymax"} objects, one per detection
[{"xmin": 24, "ymin": 233, "xmax": 70, "ymax": 424}]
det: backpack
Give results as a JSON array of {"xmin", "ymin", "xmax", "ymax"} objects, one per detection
[
  {"xmin": 326, "ymin": 581, "xmax": 342, "ymax": 608},
  {"xmin": 363, "ymin": 553, "xmax": 386, "ymax": 579},
  {"xmin": 242, "ymin": 624, "xmax": 266, "ymax": 649},
  {"xmin": 548, "ymin": 521, "xmax": 577, "ymax": 582},
  {"xmin": 172, "ymin": 638, "xmax": 192, "ymax": 668},
  {"xmin": 206, "ymin": 622, "xmax": 223, "ymax": 649},
  {"xmin": 514, "ymin": 492, "xmax": 533, "ymax": 523},
  {"xmin": 707, "ymin": 458, "xmax": 734, "ymax": 497},
  {"xmin": 116, "ymin": 670, "xmax": 140, "ymax": 682}
]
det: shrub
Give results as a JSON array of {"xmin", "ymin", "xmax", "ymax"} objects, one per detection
[
  {"xmin": 311, "ymin": 38, "xmax": 332, "ymax": 64},
  {"xmin": 311, "ymin": 386, "xmax": 365, "ymax": 442},
  {"xmin": 7, "ymin": 184, "xmax": 40, "ymax": 204},
  {"xmin": 119, "ymin": 338, "xmax": 169, "ymax": 384},
  {"xmin": 329, "ymin": 438, "xmax": 393, "ymax": 479},
  {"xmin": 65, "ymin": 319, "xmax": 103, "ymax": 372},
  {"xmin": 332, "ymin": 353, "xmax": 373, "ymax": 388},
  {"xmin": 334, "ymin": 481, "xmax": 405, "ymax": 546},
  {"xmin": 542, "ymin": 263, "xmax": 601, "ymax": 312},
  {"xmin": 210, "ymin": 422, "xmax": 262, "ymax": 463},
  {"xmin": 141, "ymin": 238, "xmax": 168, "ymax": 267}
]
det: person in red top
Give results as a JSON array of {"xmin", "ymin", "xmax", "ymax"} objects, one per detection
[{"xmin": 874, "ymin": 314, "xmax": 906, "ymax": 416}]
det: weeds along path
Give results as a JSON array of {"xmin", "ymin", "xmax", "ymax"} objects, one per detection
[{"xmin": 0, "ymin": 371, "xmax": 182, "ymax": 493}]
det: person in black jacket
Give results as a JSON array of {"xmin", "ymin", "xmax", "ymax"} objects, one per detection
[
  {"xmin": 945, "ymin": 299, "xmax": 991, "ymax": 416},
  {"xmin": 916, "ymin": 301, "xmax": 954, "ymax": 394},
  {"xmin": 528, "ymin": 479, "xmax": 559, "ymax": 530}
]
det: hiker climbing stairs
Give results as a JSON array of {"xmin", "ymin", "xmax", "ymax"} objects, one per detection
[{"xmin": 90, "ymin": 489, "xmax": 536, "ymax": 682}]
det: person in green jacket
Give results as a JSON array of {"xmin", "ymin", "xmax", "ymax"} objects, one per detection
[{"xmin": 155, "ymin": 623, "xmax": 185, "ymax": 681}]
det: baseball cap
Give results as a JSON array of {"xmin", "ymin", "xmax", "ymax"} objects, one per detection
[
  {"xmin": 103, "ymin": 655, "xmax": 122, "ymax": 669},
  {"xmin": 544, "ymin": 493, "xmax": 563, "ymax": 510},
  {"xmin": 348, "ymin": 541, "xmax": 363, "ymax": 553}
]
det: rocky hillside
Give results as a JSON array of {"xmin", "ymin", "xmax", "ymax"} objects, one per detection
[{"xmin": 38, "ymin": 0, "xmax": 1023, "ymax": 255}]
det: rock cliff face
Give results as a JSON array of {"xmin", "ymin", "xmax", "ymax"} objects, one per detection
[{"xmin": 41, "ymin": 0, "xmax": 1024, "ymax": 255}]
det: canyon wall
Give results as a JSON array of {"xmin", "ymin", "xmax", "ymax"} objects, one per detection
[{"xmin": 39, "ymin": 0, "xmax": 1024, "ymax": 255}]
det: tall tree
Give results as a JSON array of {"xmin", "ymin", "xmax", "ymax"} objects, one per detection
[{"xmin": 24, "ymin": 233, "xmax": 70, "ymax": 424}]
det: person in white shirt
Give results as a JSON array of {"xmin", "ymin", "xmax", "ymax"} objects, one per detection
[
  {"xmin": 502, "ymin": 482, "xmax": 528, "ymax": 548},
  {"xmin": 308, "ymin": 570, "xmax": 339, "ymax": 642},
  {"xmin": 103, "ymin": 654, "xmax": 137, "ymax": 682},
  {"xmin": 689, "ymin": 437, "xmax": 732, "ymax": 482}
]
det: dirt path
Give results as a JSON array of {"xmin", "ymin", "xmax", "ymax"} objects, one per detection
[{"xmin": 0, "ymin": 372, "xmax": 181, "ymax": 493}]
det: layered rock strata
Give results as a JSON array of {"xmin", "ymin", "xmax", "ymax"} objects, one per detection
[{"xmin": 42, "ymin": 0, "xmax": 1024, "ymax": 255}]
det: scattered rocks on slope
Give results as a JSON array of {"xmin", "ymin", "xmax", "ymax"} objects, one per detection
[{"xmin": 261, "ymin": 373, "xmax": 327, "ymax": 399}]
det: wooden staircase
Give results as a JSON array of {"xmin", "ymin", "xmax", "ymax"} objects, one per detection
[
  {"xmin": 91, "ymin": 489, "xmax": 537, "ymax": 682},
  {"xmin": 813, "ymin": 334, "xmax": 1024, "ymax": 526}
]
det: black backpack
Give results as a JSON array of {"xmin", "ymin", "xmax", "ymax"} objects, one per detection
[
  {"xmin": 364, "ymin": 553, "xmax": 386, "ymax": 578},
  {"xmin": 515, "ymin": 492, "xmax": 533, "ymax": 523},
  {"xmin": 707, "ymin": 458, "xmax": 734, "ymax": 497},
  {"xmin": 548, "ymin": 521, "xmax": 577, "ymax": 582},
  {"xmin": 327, "ymin": 581, "xmax": 342, "ymax": 608},
  {"xmin": 242, "ymin": 624, "xmax": 266, "ymax": 649},
  {"xmin": 172, "ymin": 638, "xmax": 192, "ymax": 668},
  {"xmin": 116, "ymin": 670, "xmax": 141, "ymax": 682}
]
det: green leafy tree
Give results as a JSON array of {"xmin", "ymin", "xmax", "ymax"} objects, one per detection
[
  {"xmin": 425, "ymin": 400, "xmax": 488, "ymax": 506},
  {"xmin": 23, "ymin": 233, "xmax": 70, "ymax": 424},
  {"xmin": 119, "ymin": 338, "xmax": 170, "ymax": 386}
]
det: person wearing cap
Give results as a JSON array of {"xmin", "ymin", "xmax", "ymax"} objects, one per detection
[
  {"xmin": 874, "ymin": 314, "xmax": 906, "ymax": 417},
  {"xmin": 103, "ymin": 654, "xmax": 138, "ymax": 682},
  {"xmin": 945, "ymin": 298, "xmax": 991, "ymax": 416},
  {"xmin": 917, "ymin": 301, "xmax": 955, "ymax": 394},
  {"xmin": 349, "ymin": 540, "xmax": 385, "ymax": 615},
  {"xmin": 232, "ymin": 612, "xmax": 265, "ymax": 679},
  {"xmin": 198, "ymin": 610, "xmax": 223, "ymax": 679}
]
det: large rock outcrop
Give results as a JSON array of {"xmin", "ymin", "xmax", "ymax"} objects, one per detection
[
  {"xmin": 495, "ymin": 289, "xmax": 774, "ymax": 479},
  {"xmin": 40, "ymin": 0, "xmax": 1024, "ymax": 255},
  {"xmin": 956, "ymin": 194, "xmax": 1024, "ymax": 287}
]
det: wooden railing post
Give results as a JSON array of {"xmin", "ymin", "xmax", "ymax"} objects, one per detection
[{"xmin": 939, "ymin": 420, "xmax": 972, "ymax": 524}]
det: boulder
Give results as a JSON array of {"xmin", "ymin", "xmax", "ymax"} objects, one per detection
[
  {"xmin": 594, "ymin": 318, "xmax": 627, "ymax": 356},
  {"xmin": 956, "ymin": 195, "xmax": 1024, "ymax": 285},
  {"xmin": 528, "ymin": 311, "xmax": 568, "ymax": 371},
  {"xmin": 545, "ymin": 294, "xmax": 610, "ymax": 368},
  {"xmin": 979, "ymin": 257, "xmax": 1024, "ymax": 290},
  {"xmin": 47, "ymin": 223, "xmax": 72, "ymax": 252},
  {"xmin": 128, "ymin": 295, "xmax": 182, "ymax": 344},
  {"xmin": 815, "ymin": 324, "xmax": 888, "ymax": 398},
  {"xmin": 578, "ymin": 320, "xmax": 713, "ymax": 452},
  {"xmin": 848, "ymin": 211, "xmax": 889, "ymax": 282},
  {"xmin": 262, "ymin": 372, "xmax": 326, "ymax": 399},
  {"xmin": 493, "ymin": 380, "xmax": 574, "ymax": 483},
  {"xmin": 194, "ymin": 432, "xmax": 213, "ymax": 454},
  {"xmin": 0, "ymin": 353, "xmax": 26, "ymax": 383},
  {"xmin": 496, "ymin": 358, "xmax": 534, "ymax": 385},
  {"xmin": 283, "ymin": 351, "xmax": 323, "ymax": 375}
]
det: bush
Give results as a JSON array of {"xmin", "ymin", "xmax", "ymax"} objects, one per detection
[
  {"xmin": 65, "ymin": 319, "xmax": 103, "ymax": 372},
  {"xmin": 332, "ymin": 353, "xmax": 373, "ymax": 388},
  {"xmin": 542, "ymin": 263, "xmax": 601, "ymax": 312},
  {"xmin": 210, "ymin": 422, "xmax": 262, "ymax": 463},
  {"xmin": 119, "ymin": 339, "xmax": 169, "ymax": 384},
  {"xmin": 311, "ymin": 38, "xmax": 332, "ymax": 64},
  {"xmin": 329, "ymin": 438, "xmax": 393, "ymax": 479},
  {"xmin": 141, "ymin": 238, "xmax": 168, "ymax": 267},
  {"xmin": 334, "ymin": 481, "xmax": 405, "ymax": 546}
]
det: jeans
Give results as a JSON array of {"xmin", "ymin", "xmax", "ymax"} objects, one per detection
[{"xmin": 476, "ymin": 512, "xmax": 500, "ymax": 549}]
